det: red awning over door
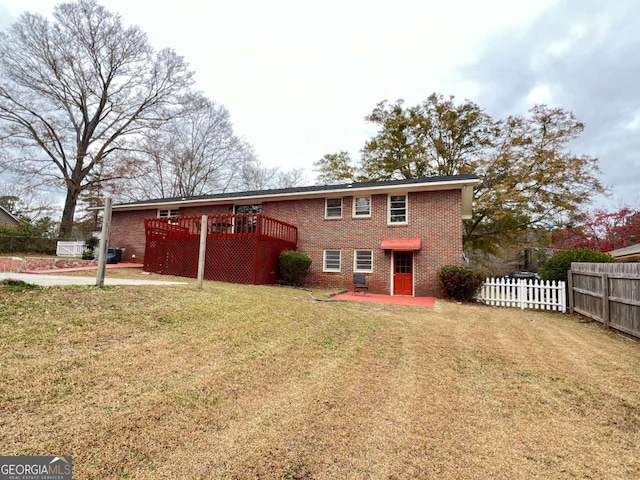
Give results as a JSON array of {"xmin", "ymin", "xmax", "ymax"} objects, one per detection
[{"xmin": 380, "ymin": 238, "xmax": 422, "ymax": 251}]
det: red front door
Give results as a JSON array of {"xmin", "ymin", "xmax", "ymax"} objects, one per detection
[{"xmin": 393, "ymin": 252, "xmax": 413, "ymax": 296}]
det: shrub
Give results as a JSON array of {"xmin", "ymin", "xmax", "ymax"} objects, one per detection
[
  {"xmin": 278, "ymin": 250, "xmax": 311, "ymax": 287},
  {"xmin": 438, "ymin": 265, "xmax": 484, "ymax": 302},
  {"xmin": 540, "ymin": 248, "xmax": 618, "ymax": 283},
  {"xmin": 86, "ymin": 236, "xmax": 99, "ymax": 252},
  {"xmin": 0, "ymin": 279, "xmax": 41, "ymax": 291}
]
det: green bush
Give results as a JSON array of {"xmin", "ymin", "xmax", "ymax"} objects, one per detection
[
  {"xmin": 438, "ymin": 265, "xmax": 484, "ymax": 302},
  {"xmin": 80, "ymin": 237, "xmax": 99, "ymax": 260},
  {"xmin": 0, "ymin": 279, "xmax": 41, "ymax": 291},
  {"xmin": 540, "ymin": 248, "xmax": 618, "ymax": 283},
  {"xmin": 278, "ymin": 250, "xmax": 312, "ymax": 287}
]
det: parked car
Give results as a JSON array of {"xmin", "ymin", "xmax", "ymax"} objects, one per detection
[{"xmin": 504, "ymin": 271, "xmax": 541, "ymax": 281}]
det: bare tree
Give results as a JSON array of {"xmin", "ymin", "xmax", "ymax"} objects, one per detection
[
  {"xmin": 240, "ymin": 161, "xmax": 280, "ymax": 191},
  {"xmin": 0, "ymin": 179, "xmax": 58, "ymax": 221},
  {"xmin": 240, "ymin": 160, "xmax": 307, "ymax": 191},
  {"xmin": 0, "ymin": 0, "xmax": 193, "ymax": 236},
  {"xmin": 273, "ymin": 167, "xmax": 307, "ymax": 189},
  {"xmin": 119, "ymin": 93, "xmax": 256, "ymax": 200}
]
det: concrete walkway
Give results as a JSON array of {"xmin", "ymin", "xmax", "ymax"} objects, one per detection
[{"xmin": 0, "ymin": 272, "xmax": 188, "ymax": 287}]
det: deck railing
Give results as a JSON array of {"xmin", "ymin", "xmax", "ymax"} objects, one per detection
[{"xmin": 145, "ymin": 214, "xmax": 298, "ymax": 244}]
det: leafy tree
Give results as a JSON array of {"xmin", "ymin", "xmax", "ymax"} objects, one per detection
[
  {"xmin": 0, "ymin": 0, "xmax": 193, "ymax": 236},
  {"xmin": 314, "ymin": 151, "xmax": 359, "ymax": 184},
  {"xmin": 361, "ymin": 95, "xmax": 495, "ymax": 180},
  {"xmin": 552, "ymin": 207, "xmax": 640, "ymax": 252},
  {"xmin": 540, "ymin": 248, "xmax": 617, "ymax": 283},
  {"xmin": 0, "ymin": 216, "xmax": 59, "ymax": 238},
  {"xmin": 316, "ymin": 93, "xmax": 606, "ymax": 253}
]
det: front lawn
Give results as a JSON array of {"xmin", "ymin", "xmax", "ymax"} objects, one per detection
[{"xmin": 1, "ymin": 281, "xmax": 638, "ymax": 479}]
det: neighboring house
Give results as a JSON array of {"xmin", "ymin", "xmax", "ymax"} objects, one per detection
[
  {"xmin": 109, "ymin": 174, "xmax": 479, "ymax": 296},
  {"xmin": 0, "ymin": 205, "xmax": 20, "ymax": 227},
  {"xmin": 608, "ymin": 244, "xmax": 640, "ymax": 262}
]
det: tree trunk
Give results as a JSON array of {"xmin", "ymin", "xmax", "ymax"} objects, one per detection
[{"xmin": 59, "ymin": 186, "xmax": 81, "ymax": 238}]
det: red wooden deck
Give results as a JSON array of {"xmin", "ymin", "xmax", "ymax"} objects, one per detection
[{"xmin": 143, "ymin": 214, "xmax": 297, "ymax": 285}]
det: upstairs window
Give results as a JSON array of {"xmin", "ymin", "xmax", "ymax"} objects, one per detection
[
  {"xmin": 325, "ymin": 198, "xmax": 343, "ymax": 219},
  {"xmin": 323, "ymin": 250, "xmax": 341, "ymax": 272},
  {"xmin": 234, "ymin": 204, "xmax": 262, "ymax": 233},
  {"xmin": 388, "ymin": 195, "xmax": 407, "ymax": 224},
  {"xmin": 158, "ymin": 209, "xmax": 179, "ymax": 218},
  {"xmin": 353, "ymin": 196, "xmax": 371, "ymax": 217},
  {"xmin": 234, "ymin": 204, "xmax": 262, "ymax": 214}
]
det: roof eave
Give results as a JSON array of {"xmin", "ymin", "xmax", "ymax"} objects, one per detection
[{"xmin": 109, "ymin": 178, "xmax": 480, "ymax": 212}]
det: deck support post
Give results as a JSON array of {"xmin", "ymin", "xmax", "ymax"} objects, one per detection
[{"xmin": 197, "ymin": 215, "xmax": 208, "ymax": 289}]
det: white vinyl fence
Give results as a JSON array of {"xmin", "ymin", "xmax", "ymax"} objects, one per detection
[
  {"xmin": 476, "ymin": 277, "xmax": 566, "ymax": 313},
  {"xmin": 56, "ymin": 240, "xmax": 86, "ymax": 257}
]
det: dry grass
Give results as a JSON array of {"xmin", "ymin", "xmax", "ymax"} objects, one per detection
[{"xmin": 1, "ymin": 279, "xmax": 638, "ymax": 479}]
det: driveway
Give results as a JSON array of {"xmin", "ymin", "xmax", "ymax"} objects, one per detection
[{"xmin": 0, "ymin": 272, "xmax": 188, "ymax": 287}]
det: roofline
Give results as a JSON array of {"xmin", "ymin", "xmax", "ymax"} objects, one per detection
[
  {"xmin": 109, "ymin": 176, "xmax": 480, "ymax": 212},
  {"xmin": 608, "ymin": 244, "xmax": 640, "ymax": 258},
  {"xmin": 0, "ymin": 205, "xmax": 20, "ymax": 223}
]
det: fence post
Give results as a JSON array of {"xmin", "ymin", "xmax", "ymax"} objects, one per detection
[
  {"xmin": 601, "ymin": 273, "xmax": 609, "ymax": 329},
  {"xmin": 567, "ymin": 270, "xmax": 574, "ymax": 314},
  {"xmin": 197, "ymin": 215, "xmax": 208, "ymax": 289},
  {"xmin": 559, "ymin": 281, "xmax": 567, "ymax": 313},
  {"xmin": 519, "ymin": 279, "xmax": 525, "ymax": 309}
]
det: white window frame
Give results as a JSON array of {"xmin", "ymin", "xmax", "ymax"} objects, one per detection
[
  {"xmin": 323, "ymin": 250, "xmax": 341, "ymax": 272},
  {"xmin": 158, "ymin": 208, "xmax": 179, "ymax": 218},
  {"xmin": 353, "ymin": 249, "xmax": 373, "ymax": 273},
  {"xmin": 388, "ymin": 194, "xmax": 408, "ymax": 224},
  {"xmin": 352, "ymin": 196, "xmax": 371, "ymax": 218},
  {"xmin": 325, "ymin": 198, "xmax": 343, "ymax": 219}
]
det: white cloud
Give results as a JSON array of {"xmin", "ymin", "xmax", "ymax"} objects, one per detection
[{"xmin": 526, "ymin": 85, "xmax": 553, "ymax": 105}]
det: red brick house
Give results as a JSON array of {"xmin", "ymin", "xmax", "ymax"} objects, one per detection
[{"xmin": 109, "ymin": 174, "xmax": 478, "ymax": 296}]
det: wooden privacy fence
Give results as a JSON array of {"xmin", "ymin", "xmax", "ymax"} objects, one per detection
[
  {"xmin": 476, "ymin": 277, "xmax": 567, "ymax": 312},
  {"xmin": 568, "ymin": 262, "xmax": 640, "ymax": 338}
]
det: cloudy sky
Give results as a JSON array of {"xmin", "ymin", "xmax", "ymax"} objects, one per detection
[{"xmin": 1, "ymin": 0, "xmax": 638, "ymax": 209}]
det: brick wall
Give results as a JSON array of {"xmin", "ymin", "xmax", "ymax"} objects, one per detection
[
  {"xmin": 109, "ymin": 208, "xmax": 156, "ymax": 262},
  {"xmin": 108, "ymin": 189, "xmax": 463, "ymax": 296},
  {"xmin": 180, "ymin": 205, "xmax": 233, "ymax": 217},
  {"xmin": 264, "ymin": 190, "xmax": 463, "ymax": 296}
]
